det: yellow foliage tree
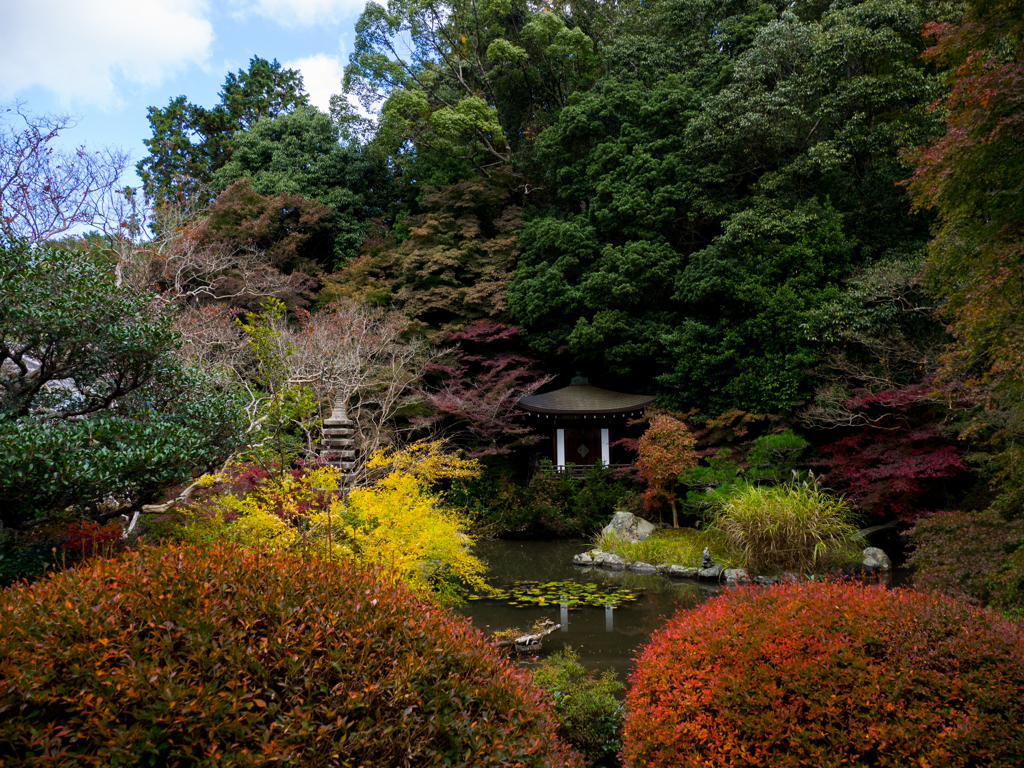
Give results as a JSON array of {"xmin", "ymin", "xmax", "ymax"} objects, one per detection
[{"xmin": 183, "ymin": 442, "xmax": 487, "ymax": 602}]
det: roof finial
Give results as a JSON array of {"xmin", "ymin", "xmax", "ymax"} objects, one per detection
[{"xmin": 571, "ymin": 371, "xmax": 588, "ymax": 385}]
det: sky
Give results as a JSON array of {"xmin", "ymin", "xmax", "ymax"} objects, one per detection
[{"xmin": 1, "ymin": 0, "xmax": 376, "ymax": 188}]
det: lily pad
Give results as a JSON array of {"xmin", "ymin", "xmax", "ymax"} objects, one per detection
[{"xmin": 470, "ymin": 580, "xmax": 642, "ymax": 609}]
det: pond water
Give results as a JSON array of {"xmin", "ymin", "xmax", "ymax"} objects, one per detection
[{"xmin": 459, "ymin": 538, "xmax": 724, "ymax": 682}]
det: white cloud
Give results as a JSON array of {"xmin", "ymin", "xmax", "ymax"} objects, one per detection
[
  {"xmin": 0, "ymin": 0, "xmax": 214, "ymax": 105},
  {"xmin": 234, "ymin": 0, "xmax": 369, "ymax": 28},
  {"xmin": 285, "ymin": 54, "xmax": 345, "ymax": 112}
]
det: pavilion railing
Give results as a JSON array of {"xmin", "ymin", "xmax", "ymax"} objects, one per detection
[{"xmin": 532, "ymin": 462, "xmax": 637, "ymax": 479}]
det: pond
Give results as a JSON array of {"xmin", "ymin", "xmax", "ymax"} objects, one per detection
[{"xmin": 459, "ymin": 538, "xmax": 724, "ymax": 682}]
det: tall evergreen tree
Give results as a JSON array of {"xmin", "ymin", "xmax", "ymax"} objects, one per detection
[{"xmin": 138, "ymin": 57, "xmax": 308, "ymax": 206}]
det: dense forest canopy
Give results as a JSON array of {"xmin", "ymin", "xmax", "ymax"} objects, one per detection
[
  {"xmin": 3, "ymin": 0, "xmax": 1023, "ymax": 540},
  {"xmin": 336, "ymin": 0, "xmax": 956, "ymax": 409}
]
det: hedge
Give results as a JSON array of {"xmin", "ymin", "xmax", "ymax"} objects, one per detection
[
  {"xmin": 622, "ymin": 581, "xmax": 1024, "ymax": 767},
  {"xmin": 0, "ymin": 542, "xmax": 580, "ymax": 767}
]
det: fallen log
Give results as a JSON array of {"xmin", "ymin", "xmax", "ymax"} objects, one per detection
[{"xmin": 495, "ymin": 620, "xmax": 560, "ymax": 654}]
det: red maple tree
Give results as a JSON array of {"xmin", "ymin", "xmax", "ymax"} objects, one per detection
[
  {"xmin": 418, "ymin": 321, "xmax": 552, "ymax": 457},
  {"xmin": 636, "ymin": 414, "xmax": 698, "ymax": 528},
  {"xmin": 815, "ymin": 386, "xmax": 969, "ymax": 521}
]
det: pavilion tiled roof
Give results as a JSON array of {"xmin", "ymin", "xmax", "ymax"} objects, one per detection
[{"xmin": 516, "ymin": 382, "xmax": 656, "ymax": 415}]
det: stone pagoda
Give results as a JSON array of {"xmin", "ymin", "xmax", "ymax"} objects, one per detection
[{"xmin": 319, "ymin": 392, "xmax": 358, "ymax": 484}]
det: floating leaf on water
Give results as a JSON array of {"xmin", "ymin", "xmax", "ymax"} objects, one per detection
[{"xmin": 476, "ymin": 579, "xmax": 642, "ymax": 610}]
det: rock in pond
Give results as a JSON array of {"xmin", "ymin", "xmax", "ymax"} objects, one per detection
[
  {"xmin": 724, "ymin": 568, "xmax": 750, "ymax": 585},
  {"xmin": 628, "ymin": 561, "xmax": 658, "ymax": 574},
  {"xmin": 862, "ymin": 547, "xmax": 891, "ymax": 571},
  {"xmin": 753, "ymin": 575, "xmax": 778, "ymax": 586},
  {"xmin": 593, "ymin": 552, "xmax": 626, "ymax": 570},
  {"xmin": 602, "ymin": 511, "xmax": 657, "ymax": 543},
  {"xmin": 698, "ymin": 565, "xmax": 724, "ymax": 580},
  {"xmin": 572, "ymin": 552, "xmax": 594, "ymax": 566},
  {"xmin": 665, "ymin": 565, "xmax": 701, "ymax": 579}
]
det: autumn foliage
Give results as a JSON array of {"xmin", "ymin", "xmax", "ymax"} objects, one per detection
[
  {"xmin": 0, "ymin": 542, "xmax": 581, "ymax": 767},
  {"xmin": 621, "ymin": 581, "xmax": 1024, "ymax": 768},
  {"xmin": 420, "ymin": 321, "xmax": 551, "ymax": 457},
  {"xmin": 635, "ymin": 414, "xmax": 697, "ymax": 527},
  {"xmin": 905, "ymin": 0, "xmax": 1024, "ymax": 394},
  {"xmin": 815, "ymin": 387, "xmax": 968, "ymax": 521},
  {"xmin": 181, "ymin": 442, "xmax": 488, "ymax": 601}
]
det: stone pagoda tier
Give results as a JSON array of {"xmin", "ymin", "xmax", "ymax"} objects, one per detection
[{"xmin": 319, "ymin": 393, "xmax": 358, "ymax": 484}]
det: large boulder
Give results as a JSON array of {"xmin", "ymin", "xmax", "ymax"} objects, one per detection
[
  {"xmin": 602, "ymin": 511, "xmax": 657, "ymax": 543},
  {"xmin": 862, "ymin": 547, "xmax": 892, "ymax": 571}
]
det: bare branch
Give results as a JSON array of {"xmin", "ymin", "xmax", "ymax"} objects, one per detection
[{"xmin": 0, "ymin": 103, "xmax": 131, "ymax": 244}]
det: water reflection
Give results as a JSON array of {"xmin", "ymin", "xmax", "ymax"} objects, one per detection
[{"xmin": 461, "ymin": 538, "xmax": 723, "ymax": 680}]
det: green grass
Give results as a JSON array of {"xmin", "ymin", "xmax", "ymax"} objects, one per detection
[
  {"xmin": 593, "ymin": 527, "xmax": 733, "ymax": 568},
  {"xmin": 711, "ymin": 482, "xmax": 861, "ymax": 574}
]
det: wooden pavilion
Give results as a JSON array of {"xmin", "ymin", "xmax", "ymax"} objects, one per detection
[{"xmin": 515, "ymin": 375, "xmax": 655, "ymax": 475}]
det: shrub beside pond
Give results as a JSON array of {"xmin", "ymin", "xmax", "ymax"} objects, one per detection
[
  {"xmin": 533, "ymin": 648, "xmax": 623, "ymax": 768},
  {"xmin": 711, "ymin": 482, "xmax": 860, "ymax": 573},
  {"xmin": 622, "ymin": 581, "xmax": 1024, "ymax": 768},
  {"xmin": 0, "ymin": 542, "xmax": 580, "ymax": 767},
  {"xmin": 454, "ymin": 458, "xmax": 639, "ymax": 536},
  {"xmin": 906, "ymin": 508, "xmax": 1024, "ymax": 610}
]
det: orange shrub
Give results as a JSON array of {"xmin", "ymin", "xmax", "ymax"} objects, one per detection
[
  {"xmin": 622, "ymin": 581, "xmax": 1024, "ymax": 768},
  {"xmin": 0, "ymin": 542, "xmax": 581, "ymax": 767}
]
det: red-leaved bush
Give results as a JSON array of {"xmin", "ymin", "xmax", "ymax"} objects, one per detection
[
  {"xmin": 622, "ymin": 581, "xmax": 1024, "ymax": 768},
  {"xmin": 0, "ymin": 542, "xmax": 581, "ymax": 767},
  {"xmin": 815, "ymin": 386, "xmax": 968, "ymax": 522},
  {"xmin": 418, "ymin": 320, "xmax": 552, "ymax": 457},
  {"xmin": 38, "ymin": 520, "xmax": 127, "ymax": 562}
]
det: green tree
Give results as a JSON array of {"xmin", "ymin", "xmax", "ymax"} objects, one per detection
[
  {"xmin": 345, "ymin": 0, "xmax": 600, "ymax": 178},
  {"xmin": 138, "ymin": 57, "xmax": 309, "ymax": 206},
  {"xmin": 211, "ymin": 106, "xmax": 393, "ymax": 266},
  {"xmin": 232, "ymin": 298, "xmax": 319, "ymax": 475},
  {"xmin": 507, "ymin": 0, "xmax": 952, "ymax": 412},
  {"xmin": 0, "ymin": 238, "xmax": 246, "ymax": 528}
]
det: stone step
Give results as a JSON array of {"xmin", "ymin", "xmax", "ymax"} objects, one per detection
[
  {"xmin": 322, "ymin": 438, "xmax": 355, "ymax": 448},
  {"xmin": 323, "ymin": 418, "xmax": 354, "ymax": 427},
  {"xmin": 321, "ymin": 468, "xmax": 357, "ymax": 483}
]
